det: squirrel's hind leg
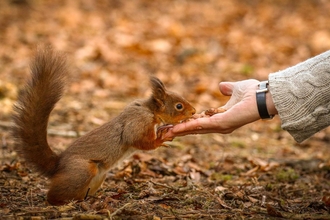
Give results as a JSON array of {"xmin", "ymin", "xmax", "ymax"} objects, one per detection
[{"xmin": 46, "ymin": 160, "xmax": 103, "ymax": 205}]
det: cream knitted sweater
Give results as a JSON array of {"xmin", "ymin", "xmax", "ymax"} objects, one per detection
[{"xmin": 269, "ymin": 50, "xmax": 330, "ymax": 143}]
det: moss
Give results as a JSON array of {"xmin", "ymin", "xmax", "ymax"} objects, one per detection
[
  {"xmin": 210, "ymin": 173, "xmax": 233, "ymax": 182},
  {"xmin": 275, "ymin": 168, "xmax": 299, "ymax": 183},
  {"xmin": 265, "ymin": 183, "xmax": 274, "ymax": 191},
  {"xmin": 230, "ymin": 140, "xmax": 246, "ymax": 148}
]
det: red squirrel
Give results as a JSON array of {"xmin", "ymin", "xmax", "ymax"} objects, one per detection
[{"xmin": 12, "ymin": 48, "xmax": 196, "ymax": 205}]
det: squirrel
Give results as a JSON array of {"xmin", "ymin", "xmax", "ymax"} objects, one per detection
[{"xmin": 12, "ymin": 48, "xmax": 196, "ymax": 205}]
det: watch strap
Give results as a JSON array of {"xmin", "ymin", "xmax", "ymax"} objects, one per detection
[{"xmin": 256, "ymin": 81, "xmax": 273, "ymax": 119}]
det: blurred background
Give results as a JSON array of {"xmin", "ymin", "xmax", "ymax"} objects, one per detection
[{"xmin": 1, "ymin": 0, "xmax": 330, "ymax": 118}]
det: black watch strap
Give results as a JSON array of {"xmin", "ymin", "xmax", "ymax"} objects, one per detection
[{"xmin": 256, "ymin": 81, "xmax": 273, "ymax": 119}]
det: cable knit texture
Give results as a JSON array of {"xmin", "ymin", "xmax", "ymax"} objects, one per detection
[{"xmin": 269, "ymin": 51, "xmax": 330, "ymax": 143}]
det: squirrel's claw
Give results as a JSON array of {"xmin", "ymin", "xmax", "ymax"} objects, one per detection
[
  {"xmin": 157, "ymin": 124, "xmax": 174, "ymax": 142},
  {"xmin": 157, "ymin": 124, "xmax": 173, "ymax": 132}
]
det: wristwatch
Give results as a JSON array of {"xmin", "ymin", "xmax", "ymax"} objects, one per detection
[{"xmin": 256, "ymin": 81, "xmax": 274, "ymax": 119}]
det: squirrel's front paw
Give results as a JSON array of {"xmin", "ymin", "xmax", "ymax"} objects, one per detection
[{"xmin": 157, "ymin": 124, "xmax": 174, "ymax": 142}]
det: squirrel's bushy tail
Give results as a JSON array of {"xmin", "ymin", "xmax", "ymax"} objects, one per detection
[{"xmin": 12, "ymin": 48, "xmax": 67, "ymax": 177}]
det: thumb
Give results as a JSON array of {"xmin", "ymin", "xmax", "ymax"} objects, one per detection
[
  {"xmin": 219, "ymin": 82, "xmax": 235, "ymax": 96},
  {"xmin": 220, "ymin": 81, "xmax": 246, "ymax": 110}
]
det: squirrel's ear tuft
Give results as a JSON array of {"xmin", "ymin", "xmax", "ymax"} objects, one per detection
[
  {"xmin": 150, "ymin": 76, "xmax": 166, "ymax": 107},
  {"xmin": 150, "ymin": 76, "xmax": 166, "ymax": 97}
]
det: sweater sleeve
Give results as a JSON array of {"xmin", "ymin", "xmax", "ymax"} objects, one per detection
[{"xmin": 268, "ymin": 50, "xmax": 330, "ymax": 143}]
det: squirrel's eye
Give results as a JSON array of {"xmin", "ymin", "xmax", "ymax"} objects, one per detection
[{"xmin": 175, "ymin": 103, "xmax": 183, "ymax": 110}]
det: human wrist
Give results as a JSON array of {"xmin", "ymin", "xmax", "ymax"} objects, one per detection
[
  {"xmin": 256, "ymin": 81, "xmax": 276, "ymax": 119},
  {"xmin": 265, "ymin": 91, "xmax": 278, "ymax": 116}
]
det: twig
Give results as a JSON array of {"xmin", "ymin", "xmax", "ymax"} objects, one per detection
[
  {"xmin": 84, "ymin": 188, "xmax": 90, "ymax": 200},
  {"xmin": 109, "ymin": 202, "xmax": 131, "ymax": 219},
  {"xmin": 216, "ymin": 197, "xmax": 232, "ymax": 210},
  {"xmin": 25, "ymin": 188, "xmax": 33, "ymax": 207},
  {"xmin": 179, "ymin": 175, "xmax": 195, "ymax": 191},
  {"xmin": 149, "ymin": 180, "xmax": 177, "ymax": 190},
  {"xmin": 149, "ymin": 177, "xmax": 195, "ymax": 192}
]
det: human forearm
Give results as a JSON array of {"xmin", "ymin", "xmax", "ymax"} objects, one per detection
[{"xmin": 269, "ymin": 50, "xmax": 330, "ymax": 143}]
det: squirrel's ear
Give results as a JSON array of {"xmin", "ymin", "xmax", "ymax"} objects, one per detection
[{"xmin": 150, "ymin": 76, "xmax": 166, "ymax": 107}]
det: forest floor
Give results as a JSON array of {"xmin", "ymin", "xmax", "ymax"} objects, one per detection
[{"xmin": 0, "ymin": 0, "xmax": 330, "ymax": 219}]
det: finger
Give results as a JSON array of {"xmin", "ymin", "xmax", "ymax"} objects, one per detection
[
  {"xmin": 162, "ymin": 128, "xmax": 175, "ymax": 139},
  {"xmin": 219, "ymin": 82, "xmax": 235, "ymax": 96},
  {"xmin": 172, "ymin": 117, "xmax": 220, "ymax": 134},
  {"xmin": 165, "ymin": 125, "xmax": 221, "ymax": 137}
]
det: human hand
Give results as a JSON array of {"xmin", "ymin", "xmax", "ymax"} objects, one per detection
[{"xmin": 164, "ymin": 79, "xmax": 277, "ymax": 138}]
